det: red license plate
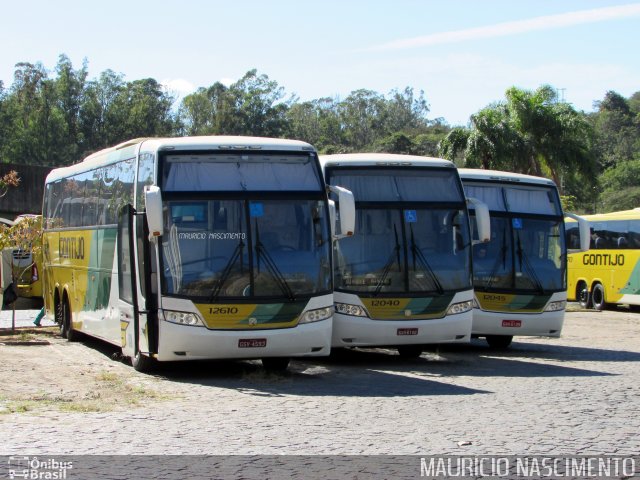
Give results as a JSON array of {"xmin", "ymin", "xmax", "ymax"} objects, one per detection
[
  {"xmin": 502, "ymin": 320, "xmax": 522, "ymax": 328},
  {"xmin": 238, "ymin": 338, "xmax": 267, "ymax": 348},
  {"xmin": 397, "ymin": 328, "xmax": 419, "ymax": 336}
]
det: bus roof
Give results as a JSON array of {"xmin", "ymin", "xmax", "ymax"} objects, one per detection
[
  {"xmin": 319, "ymin": 153, "xmax": 454, "ymax": 169},
  {"xmin": 458, "ymin": 168, "xmax": 556, "ymax": 187},
  {"xmin": 575, "ymin": 208, "xmax": 640, "ymax": 222},
  {"xmin": 46, "ymin": 136, "xmax": 316, "ymax": 184}
]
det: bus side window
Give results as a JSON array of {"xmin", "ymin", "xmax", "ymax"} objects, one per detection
[{"xmin": 566, "ymin": 226, "xmax": 580, "ymax": 250}]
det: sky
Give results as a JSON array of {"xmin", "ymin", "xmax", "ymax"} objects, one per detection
[{"xmin": 1, "ymin": 0, "xmax": 639, "ymax": 126}]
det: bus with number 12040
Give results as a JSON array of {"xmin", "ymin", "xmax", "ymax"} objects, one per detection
[{"xmin": 321, "ymin": 153, "xmax": 490, "ymax": 357}]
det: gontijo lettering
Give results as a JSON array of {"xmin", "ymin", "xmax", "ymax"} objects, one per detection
[
  {"xmin": 582, "ymin": 253, "xmax": 624, "ymax": 266},
  {"xmin": 59, "ymin": 237, "xmax": 85, "ymax": 259}
]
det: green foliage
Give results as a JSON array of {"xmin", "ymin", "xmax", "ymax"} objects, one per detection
[
  {"xmin": 590, "ymin": 90, "xmax": 640, "ymax": 170},
  {"xmin": 0, "ymin": 54, "xmax": 638, "ymax": 217},
  {"xmin": 597, "ymin": 158, "xmax": 640, "ymax": 212},
  {"xmin": 179, "ymin": 69, "xmax": 290, "ymax": 137},
  {"xmin": 0, "ymin": 215, "xmax": 42, "ymax": 255},
  {"xmin": 599, "ymin": 186, "xmax": 640, "ymax": 213},
  {"xmin": 439, "ymin": 85, "xmax": 597, "ymax": 210},
  {"xmin": 560, "ymin": 195, "xmax": 578, "ymax": 213}
]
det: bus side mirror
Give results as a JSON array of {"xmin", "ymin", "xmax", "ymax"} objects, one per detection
[
  {"xmin": 144, "ymin": 186, "xmax": 164, "ymax": 241},
  {"xmin": 328, "ymin": 200, "xmax": 337, "ymax": 238},
  {"xmin": 328, "ymin": 185, "xmax": 355, "ymax": 240},
  {"xmin": 565, "ymin": 213, "xmax": 590, "ymax": 253},
  {"xmin": 467, "ymin": 197, "xmax": 491, "ymax": 244}
]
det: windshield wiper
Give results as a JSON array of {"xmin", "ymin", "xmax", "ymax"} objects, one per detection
[
  {"xmin": 209, "ymin": 238, "xmax": 245, "ymax": 302},
  {"xmin": 515, "ymin": 232, "xmax": 545, "ymax": 294},
  {"xmin": 374, "ymin": 224, "xmax": 402, "ymax": 296},
  {"xmin": 409, "ymin": 225, "xmax": 444, "ymax": 295},
  {"xmin": 486, "ymin": 227, "xmax": 508, "ymax": 290},
  {"xmin": 254, "ymin": 222, "xmax": 295, "ymax": 301}
]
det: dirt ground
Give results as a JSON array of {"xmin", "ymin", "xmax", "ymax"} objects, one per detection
[
  {"xmin": 0, "ymin": 327, "xmax": 175, "ymax": 414},
  {"xmin": 1, "ymin": 304, "xmax": 638, "ymax": 417}
]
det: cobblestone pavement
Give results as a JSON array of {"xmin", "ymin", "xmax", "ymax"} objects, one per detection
[{"xmin": 1, "ymin": 308, "xmax": 639, "ymax": 458}]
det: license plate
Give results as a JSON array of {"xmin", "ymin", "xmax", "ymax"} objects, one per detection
[
  {"xmin": 502, "ymin": 320, "xmax": 522, "ymax": 328},
  {"xmin": 238, "ymin": 338, "xmax": 267, "ymax": 348},
  {"xmin": 397, "ymin": 328, "xmax": 419, "ymax": 336}
]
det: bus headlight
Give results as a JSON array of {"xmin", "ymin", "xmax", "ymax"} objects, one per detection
[
  {"xmin": 544, "ymin": 300, "xmax": 567, "ymax": 312},
  {"xmin": 299, "ymin": 306, "xmax": 334, "ymax": 324},
  {"xmin": 447, "ymin": 300, "xmax": 473, "ymax": 315},
  {"xmin": 164, "ymin": 310, "xmax": 205, "ymax": 327},
  {"xmin": 334, "ymin": 302, "xmax": 368, "ymax": 317}
]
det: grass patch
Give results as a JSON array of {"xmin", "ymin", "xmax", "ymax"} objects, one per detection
[
  {"xmin": 0, "ymin": 326, "xmax": 58, "ymax": 337},
  {"xmin": 1, "ymin": 371, "xmax": 172, "ymax": 415}
]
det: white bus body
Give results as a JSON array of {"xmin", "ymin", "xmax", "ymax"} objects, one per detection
[
  {"xmin": 322, "ymin": 154, "xmax": 487, "ymax": 357},
  {"xmin": 459, "ymin": 168, "xmax": 588, "ymax": 348},
  {"xmin": 43, "ymin": 136, "xmax": 354, "ymax": 371}
]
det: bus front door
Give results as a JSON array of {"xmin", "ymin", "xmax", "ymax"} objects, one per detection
[{"xmin": 117, "ymin": 205, "xmax": 155, "ymax": 370}]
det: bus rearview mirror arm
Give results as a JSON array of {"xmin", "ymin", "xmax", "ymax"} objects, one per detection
[
  {"xmin": 467, "ymin": 197, "xmax": 491, "ymax": 245},
  {"xmin": 327, "ymin": 185, "xmax": 356, "ymax": 240},
  {"xmin": 565, "ymin": 212, "xmax": 590, "ymax": 253},
  {"xmin": 144, "ymin": 186, "xmax": 164, "ymax": 242}
]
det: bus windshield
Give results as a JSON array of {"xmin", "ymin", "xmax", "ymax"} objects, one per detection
[
  {"xmin": 161, "ymin": 199, "xmax": 331, "ymax": 299},
  {"xmin": 334, "ymin": 207, "xmax": 471, "ymax": 294},
  {"xmin": 464, "ymin": 182, "xmax": 566, "ymax": 293},
  {"xmin": 327, "ymin": 167, "xmax": 471, "ymax": 295},
  {"xmin": 473, "ymin": 216, "xmax": 566, "ymax": 292},
  {"xmin": 160, "ymin": 152, "xmax": 331, "ymax": 300}
]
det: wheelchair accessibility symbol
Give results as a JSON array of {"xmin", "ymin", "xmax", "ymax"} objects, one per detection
[{"xmin": 404, "ymin": 210, "xmax": 417, "ymax": 223}]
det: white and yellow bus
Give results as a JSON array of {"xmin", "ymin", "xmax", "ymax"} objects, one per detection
[
  {"xmin": 42, "ymin": 136, "xmax": 355, "ymax": 371},
  {"xmin": 567, "ymin": 208, "xmax": 640, "ymax": 311},
  {"xmin": 321, "ymin": 154, "xmax": 490, "ymax": 357},
  {"xmin": 459, "ymin": 169, "xmax": 589, "ymax": 348}
]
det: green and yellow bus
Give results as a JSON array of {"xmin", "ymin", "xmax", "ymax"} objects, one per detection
[
  {"xmin": 459, "ymin": 169, "xmax": 590, "ymax": 348},
  {"xmin": 42, "ymin": 136, "xmax": 355, "ymax": 371},
  {"xmin": 12, "ymin": 214, "xmax": 44, "ymax": 301},
  {"xmin": 321, "ymin": 154, "xmax": 490, "ymax": 357},
  {"xmin": 567, "ymin": 208, "xmax": 640, "ymax": 311}
]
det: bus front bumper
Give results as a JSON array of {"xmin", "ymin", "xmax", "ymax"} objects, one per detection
[
  {"xmin": 155, "ymin": 317, "xmax": 332, "ymax": 361},
  {"xmin": 331, "ymin": 312, "xmax": 472, "ymax": 348},
  {"xmin": 471, "ymin": 308, "xmax": 565, "ymax": 338}
]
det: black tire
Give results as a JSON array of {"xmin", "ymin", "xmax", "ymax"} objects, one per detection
[
  {"xmin": 577, "ymin": 282, "xmax": 590, "ymax": 309},
  {"xmin": 397, "ymin": 345, "xmax": 423, "ymax": 358},
  {"xmin": 61, "ymin": 298, "xmax": 79, "ymax": 341},
  {"xmin": 262, "ymin": 357, "xmax": 290, "ymax": 372},
  {"xmin": 629, "ymin": 304, "xmax": 640, "ymax": 313},
  {"xmin": 132, "ymin": 350, "xmax": 156, "ymax": 373},
  {"xmin": 591, "ymin": 283, "xmax": 606, "ymax": 311},
  {"xmin": 56, "ymin": 299, "xmax": 66, "ymax": 337},
  {"xmin": 486, "ymin": 335, "xmax": 513, "ymax": 349}
]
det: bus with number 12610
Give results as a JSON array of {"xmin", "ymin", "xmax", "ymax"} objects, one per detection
[{"xmin": 42, "ymin": 136, "xmax": 355, "ymax": 372}]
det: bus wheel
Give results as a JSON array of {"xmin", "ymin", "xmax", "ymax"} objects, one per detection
[
  {"xmin": 55, "ymin": 298, "xmax": 66, "ymax": 337},
  {"xmin": 591, "ymin": 283, "xmax": 606, "ymax": 311},
  {"xmin": 262, "ymin": 357, "xmax": 290, "ymax": 372},
  {"xmin": 132, "ymin": 350, "xmax": 156, "ymax": 373},
  {"xmin": 486, "ymin": 335, "xmax": 513, "ymax": 349},
  {"xmin": 397, "ymin": 345, "xmax": 423, "ymax": 358},
  {"xmin": 577, "ymin": 282, "xmax": 590, "ymax": 309},
  {"xmin": 61, "ymin": 298, "xmax": 79, "ymax": 342}
]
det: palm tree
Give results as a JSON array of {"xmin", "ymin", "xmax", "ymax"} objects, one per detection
[{"xmin": 439, "ymin": 85, "xmax": 596, "ymax": 194}]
